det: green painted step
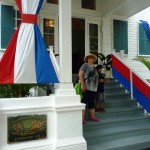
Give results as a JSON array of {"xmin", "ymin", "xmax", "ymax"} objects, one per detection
[
  {"xmin": 85, "ymin": 109, "xmax": 145, "ymax": 125},
  {"xmin": 87, "ymin": 132, "xmax": 150, "ymax": 150},
  {"xmin": 105, "ymin": 100, "xmax": 137, "ymax": 107},
  {"xmin": 84, "ymin": 78, "xmax": 150, "ymax": 150},
  {"xmin": 84, "ymin": 118, "xmax": 150, "ymax": 139},
  {"xmin": 105, "ymin": 87, "xmax": 125, "ymax": 93}
]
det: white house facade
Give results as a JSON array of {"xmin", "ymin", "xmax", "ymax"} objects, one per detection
[
  {"xmin": 1, "ymin": 0, "xmax": 150, "ymax": 72},
  {"xmin": 0, "ymin": 0, "xmax": 150, "ymax": 150}
]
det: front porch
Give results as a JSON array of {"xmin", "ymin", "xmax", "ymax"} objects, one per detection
[{"xmin": 0, "ymin": 0, "xmax": 150, "ymax": 150}]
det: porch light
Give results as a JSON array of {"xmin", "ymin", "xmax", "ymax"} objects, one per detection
[{"xmin": 45, "ymin": 19, "xmax": 54, "ymax": 27}]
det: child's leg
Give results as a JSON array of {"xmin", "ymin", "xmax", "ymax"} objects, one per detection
[
  {"xmin": 100, "ymin": 93, "xmax": 105, "ymax": 111},
  {"xmin": 95, "ymin": 92, "xmax": 101, "ymax": 111}
]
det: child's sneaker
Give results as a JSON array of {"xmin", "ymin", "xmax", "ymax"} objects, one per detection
[
  {"xmin": 83, "ymin": 120, "xmax": 86, "ymax": 125},
  {"xmin": 100, "ymin": 108, "xmax": 105, "ymax": 112},
  {"xmin": 90, "ymin": 117, "xmax": 100, "ymax": 122}
]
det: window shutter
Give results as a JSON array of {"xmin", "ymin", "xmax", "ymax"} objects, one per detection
[
  {"xmin": 139, "ymin": 23, "xmax": 150, "ymax": 55},
  {"xmin": 113, "ymin": 20, "xmax": 128, "ymax": 54},
  {"xmin": 1, "ymin": 5, "xmax": 14, "ymax": 49}
]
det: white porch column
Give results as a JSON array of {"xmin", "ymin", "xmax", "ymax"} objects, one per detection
[
  {"xmin": 59, "ymin": 0, "xmax": 72, "ymax": 83},
  {"xmin": 55, "ymin": 0, "xmax": 74, "ymax": 95},
  {"xmin": 53, "ymin": 1, "xmax": 87, "ymax": 150}
]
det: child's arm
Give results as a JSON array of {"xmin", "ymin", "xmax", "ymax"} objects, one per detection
[
  {"xmin": 103, "ymin": 73, "xmax": 109, "ymax": 83},
  {"xmin": 99, "ymin": 79, "xmax": 105, "ymax": 83},
  {"xmin": 104, "ymin": 78, "xmax": 109, "ymax": 83}
]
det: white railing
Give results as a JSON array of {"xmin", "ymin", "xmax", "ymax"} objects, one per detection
[
  {"xmin": 112, "ymin": 51, "xmax": 150, "ymax": 116},
  {"xmin": 48, "ymin": 46, "xmax": 60, "ymax": 81}
]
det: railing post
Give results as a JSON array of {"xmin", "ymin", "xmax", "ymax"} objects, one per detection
[
  {"xmin": 130, "ymin": 70, "xmax": 134, "ymax": 100},
  {"xmin": 137, "ymin": 102, "xmax": 141, "ymax": 108},
  {"xmin": 144, "ymin": 110, "xmax": 149, "ymax": 116},
  {"xmin": 120, "ymin": 50, "xmax": 125, "ymax": 59},
  {"xmin": 111, "ymin": 49, "xmax": 116, "ymax": 54}
]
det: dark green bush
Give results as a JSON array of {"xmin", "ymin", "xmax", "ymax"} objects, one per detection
[{"xmin": 0, "ymin": 84, "xmax": 35, "ymax": 98}]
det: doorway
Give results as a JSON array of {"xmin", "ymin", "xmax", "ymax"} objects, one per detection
[{"xmin": 72, "ymin": 18, "xmax": 85, "ymax": 74}]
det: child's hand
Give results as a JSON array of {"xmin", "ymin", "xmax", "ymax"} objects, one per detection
[{"xmin": 99, "ymin": 79, "xmax": 104, "ymax": 82}]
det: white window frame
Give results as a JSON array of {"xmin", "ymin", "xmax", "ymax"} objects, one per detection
[
  {"xmin": 85, "ymin": 18, "xmax": 101, "ymax": 57},
  {"xmin": 14, "ymin": 9, "xmax": 21, "ymax": 31},
  {"xmin": 39, "ymin": 13, "xmax": 59, "ymax": 55}
]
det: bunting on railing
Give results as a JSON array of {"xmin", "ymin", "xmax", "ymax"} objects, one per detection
[
  {"xmin": 132, "ymin": 73, "xmax": 150, "ymax": 112},
  {"xmin": 112, "ymin": 54, "xmax": 131, "ymax": 92},
  {"xmin": 112, "ymin": 53, "xmax": 150, "ymax": 113}
]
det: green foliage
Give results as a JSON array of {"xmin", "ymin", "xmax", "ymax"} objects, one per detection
[
  {"xmin": 90, "ymin": 51, "xmax": 112, "ymax": 70},
  {"xmin": 98, "ymin": 53, "xmax": 106, "ymax": 61},
  {"xmin": 135, "ymin": 56, "xmax": 150, "ymax": 71},
  {"xmin": 0, "ymin": 84, "xmax": 36, "ymax": 98}
]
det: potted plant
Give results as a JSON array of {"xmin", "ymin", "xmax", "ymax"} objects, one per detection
[{"xmin": 90, "ymin": 51, "xmax": 112, "ymax": 78}]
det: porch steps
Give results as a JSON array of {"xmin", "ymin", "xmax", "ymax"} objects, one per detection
[{"xmin": 83, "ymin": 78, "xmax": 150, "ymax": 150}]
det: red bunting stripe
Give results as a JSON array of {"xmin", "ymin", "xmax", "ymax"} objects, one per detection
[
  {"xmin": 22, "ymin": 14, "xmax": 37, "ymax": 24},
  {"xmin": 112, "ymin": 55, "xmax": 130, "ymax": 81},
  {"xmin": 133, "ymin": 73, "xmax": 150, "ymax": 99}
]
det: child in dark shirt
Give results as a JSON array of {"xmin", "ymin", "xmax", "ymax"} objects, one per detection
[{"xmin": 95, "ymin": 65, "xmax": 108, "ymax": 112}]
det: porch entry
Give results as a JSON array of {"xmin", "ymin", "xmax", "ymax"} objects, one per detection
[{"xmin": 72, "ymin": 18, "xmax": 85, "ymax": 74}]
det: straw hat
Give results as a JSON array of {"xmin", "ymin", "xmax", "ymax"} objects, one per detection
[{"xmin": 84, "ymin": 53, "xmax": 97, "ymax": 63}]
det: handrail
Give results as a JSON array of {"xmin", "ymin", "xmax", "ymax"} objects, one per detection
[
  {"xmin": 48, "ymin": 46, "xmax": 60, "ymax": 81},
  {"xmin": 112, "ymin": 52, "xmax": 150, "ymax": 87},
  {"xmin": 112, "ymin": 52, "xmax": 150, "ymax": 114}
]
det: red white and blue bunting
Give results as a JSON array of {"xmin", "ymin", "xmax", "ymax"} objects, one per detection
[
  {"xmin": 112, "ymin": 54, "xmax": 150, "ymax": 113},
  {"xmin": 0, "ymin": 0, "xmax": 59, "ymax": 84}
]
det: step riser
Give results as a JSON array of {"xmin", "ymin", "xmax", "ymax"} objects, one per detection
[
  {"xmin": 105, "ymin": 89, "xmax": 125, "ymax": 93},
  {"xmin": 84, "ymin": 78, "xmax": 150, "ymax": 150},
  {"xmin": 105, "ymin": 95, "xmax": 131, "ymax": 100},
  {"xmin": 86, "ymin": 128, "xmax": 150, "ymax": 144},
  {"xmin": 105, "ymin": 101, "xmax": 137, "ymax": 107}
]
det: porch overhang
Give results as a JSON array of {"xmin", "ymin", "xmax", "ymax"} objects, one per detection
[{"xmin": 101, "ymin": 0, "xmax": 150, "ymax": 18}]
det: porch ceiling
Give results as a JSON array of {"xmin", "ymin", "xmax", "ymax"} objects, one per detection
[{"xmin": 101, "ymin": 0, "xmax": 150, "ymax": 18}]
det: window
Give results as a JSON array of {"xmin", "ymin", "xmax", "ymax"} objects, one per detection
[
  {"xmin": 113, "ymin": 20, "xmax": 128, "ymax": 54},
  {"xmin": 14, "ymin": 10, "xmax": 21, "ymax": 31},
  {"xmin": 1, "ymin": 5, "xmax": 14, "ymax": 49},
  {"xmin": 139, "ymin": 23, "xmax": 150, "ymax": 55},
  {"xmin": 47, "ymin": 0, "xmax": 58, "ymax": 4},
  {"xmin": 43, "ymin": 18, "xmax": 55, "ymax": 49},
  {"xmin": 82, "ymin": 0, "xmax": 96, "ymax": 10},
  {"xmin": 89, "ymin": 24, "xmax": 98, "ymax": 51}
]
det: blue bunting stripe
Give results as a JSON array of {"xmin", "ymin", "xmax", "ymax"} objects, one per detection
[
  {"xmin": 112, "ymin": 67, "xmax": 131, "ymax": 92},
  {"xmin": 133, "ymin": 86, "xmax": 150, "ymax": 113},
  {"xmin": 132, "ymin": 73, "xmax": 150, "ymax": 99}
]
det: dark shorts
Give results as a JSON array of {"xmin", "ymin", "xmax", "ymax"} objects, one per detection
[
  {"xmin": 81, "ymin": 90, "xmax": 96, "ymax": 109},
  {"xmin": 96, "ymin": 92, "xmax": 105, "ymax": 103}
]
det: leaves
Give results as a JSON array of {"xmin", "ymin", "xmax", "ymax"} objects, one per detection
[
  {"xmin": 90, "ymin": 51, "xmax": 112, "ymax": 70},
  {"xmin": 0, "ymin": 84, "xmax": 35, "ymax": 98},
  {"xmin": 134, "ymin": 56, "xmax": 150, "ymax": 71}
]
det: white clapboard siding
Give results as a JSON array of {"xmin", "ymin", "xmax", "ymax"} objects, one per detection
[
  {"xmin": 102, "ymin": 7, "xmax": 150, "ymax": 59},
  {"xmin": 102, "ymin": 17, "xmax": 112, "ymax": 55},
  {"xmin": 128, "ymin": 7, "xmax": 150, "ymax": 59}
]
